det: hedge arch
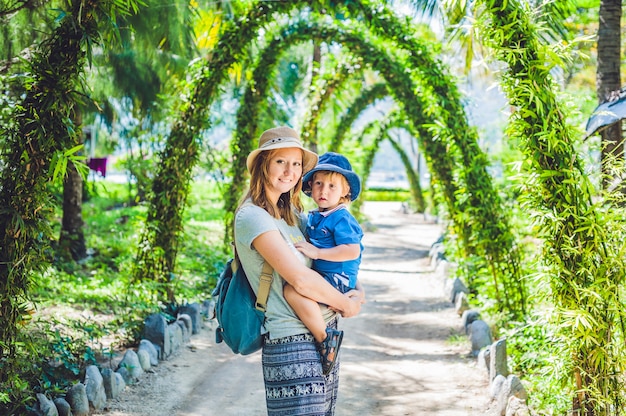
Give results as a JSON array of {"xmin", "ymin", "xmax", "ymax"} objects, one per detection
[
  {"xmin": 329, "ymin": 82, "xmax": 389, "ymax": 152},
  {"xmin": 222, "ymin": 19, "xmax": 464, "ymax": 243},
  {"xmin": 138, "ymin": 0, "xmax": 454, "ymax": 283},
  {"xmin": 364, "ymin": 111, "xmax": 427, "ymax": 214},
  {"xmin": 223, "ymin": 17, "xmax": 522, "ymax": 318},
  {"xmin": 225, "ymin": 14, "xmax": 524, "ymax": 317},
  {"xmin": 323, "ymin": 82, "xmax": 428, "ymax": 214},
  {"xmin": 387, "ymin": 131, "xmax": 427, "ymax": 213},
  {"xmin": 301, "ymin": 56, "xmax": 365, "ymax": 151},
  {"xmin": 140, "ymin": 0, "xmax": 524, "ymax": 318},
  {"xmin": 223, "ymin": 51, "xmax": 368, "ymax": 240},
  {"xmin": 341, "ymin": 2, "xmax": 526, "ymax": 317},
  {"xmin": 347, "ymin": 110, "xmax": 427, "ymax": 215},
  {"xmin": 348, "ymin": 120, "xmax": 387, "ymax": 215}
]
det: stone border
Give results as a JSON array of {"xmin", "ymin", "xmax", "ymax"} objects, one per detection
[
  {"xmin": 430, "ymin": 241, "xmax": 533, "ymax": 416},
  {"xmin": 30, "ymin": 301, "xmax": 211, "ymax": 416}
]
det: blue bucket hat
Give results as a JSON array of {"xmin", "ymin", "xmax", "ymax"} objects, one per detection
[{"xmin": 302, "ymin": 152, "xmax": 361, "ymax": 201}]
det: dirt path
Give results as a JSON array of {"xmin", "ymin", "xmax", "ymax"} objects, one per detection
[{"xmin": 98, "ymin": 201, "xmax": 495, "ymax": 416}]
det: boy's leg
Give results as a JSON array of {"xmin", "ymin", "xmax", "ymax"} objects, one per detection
[{"xmin": 284, "ymin": 283, "xmax": 328, "ymax": 342}]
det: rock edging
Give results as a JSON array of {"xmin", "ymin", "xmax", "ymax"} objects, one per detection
[
  {"xmin": 430, "ymin": 240, "xmax": 533, "ymax": 416},
  {"xmin": 30, "ymin": 301, "xmax": 211, "ymax": 416}
]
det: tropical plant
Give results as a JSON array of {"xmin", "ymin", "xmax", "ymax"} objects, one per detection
[
  {"xmin": 477, "ymin": 0, "xmax": 626, "ymax": 411},
  {"xmin": 0, "ymin": 0, "xmax": 140, "ymax": 391}
]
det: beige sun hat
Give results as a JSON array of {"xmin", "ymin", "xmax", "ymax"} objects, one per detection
[{"xmin": 246, "ymin": 126, "xmax": 318, "ymax": 174}]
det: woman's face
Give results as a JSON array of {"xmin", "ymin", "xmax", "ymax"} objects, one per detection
[{"xmin": 266, "ymin": 148, "xmax": 303, "ymax": 201}]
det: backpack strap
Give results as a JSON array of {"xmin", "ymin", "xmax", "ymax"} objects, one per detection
[
  {"xmin": 255, "ymin": 261, "xmax": 274, "ymax": 313},
  {"xmin": 232, "ymin": 253, "xmax": 273, "ymax": 313},
  {"xmin": 233, "ymin": 200, "xmax": 275, "ymax": 314},
  {"xmin": 235, "ymin": 200, "xmax": 298, "ymax": 314}
]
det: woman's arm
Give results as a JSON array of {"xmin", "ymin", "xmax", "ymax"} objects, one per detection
[{"xmin": 253, "ymin": 230, "xmax": 362, "ymax": 318}]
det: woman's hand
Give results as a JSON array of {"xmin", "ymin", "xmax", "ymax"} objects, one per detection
[
  {"xmin": 346, "ymin": 288, "xmax": 366, "ymax": 304},
  {"xmin": 334, "ymin": 295, "xmax": 361, "ymax": 318}
]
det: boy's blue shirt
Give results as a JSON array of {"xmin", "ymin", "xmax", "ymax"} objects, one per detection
[{"xmin": 306, "ymin": 205, "xmax": 363, "ymax": 289}]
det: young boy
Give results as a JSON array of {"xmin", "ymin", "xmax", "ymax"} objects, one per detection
[{"xmin": 284, "ymin": 152, "xmax": 364, "ymax": 375}]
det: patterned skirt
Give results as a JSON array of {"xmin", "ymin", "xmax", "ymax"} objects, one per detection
[{"xmin": 262, "ymin": 320, "xmax": 340, "ymax": 416}]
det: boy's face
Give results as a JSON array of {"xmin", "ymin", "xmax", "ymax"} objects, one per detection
[{"xmin": 309, "ymin": 171, "xmax": 348, "ymax": 211}]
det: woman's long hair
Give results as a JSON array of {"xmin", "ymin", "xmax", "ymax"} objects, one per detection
[{"xmin": 240, "ymin": 149, "xmax": 304, "ymax": 226}]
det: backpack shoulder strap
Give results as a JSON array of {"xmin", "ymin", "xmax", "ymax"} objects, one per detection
[
  {"xmin": 254, "ymin": 261, "xmax": 274, "ymax": 313},
  {"xmin": 234, "ymin": 200, "xmax": 274, "ymax": 314}
]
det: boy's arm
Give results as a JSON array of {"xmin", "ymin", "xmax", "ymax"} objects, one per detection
[{"xmin": 295, "ymin": 241, "xmax": 360, "ymax": 261}]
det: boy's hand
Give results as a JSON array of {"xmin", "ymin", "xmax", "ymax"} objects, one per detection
[{"xmin": 295, "ymin": 241, "xmax": 320, "ymax": 259}]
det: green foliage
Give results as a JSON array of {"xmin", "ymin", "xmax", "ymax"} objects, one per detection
[
  {"xmin": 40, "ymin": 179, "xmax": 225, "ymax": 311},
  {"xmin": 0, "ymin": 0, "xmax": 142, "ymax": 389},
  {"xmin": 329, "ymin": 82, "xmax": 389, "ymax": 152},
  {"xmin": 477, "ymin": 0, "xmax": 626, "ymax": 412},
  {"xmin": 0, "ymin": 179, "xmax": 227, "ymax": 413},
  {"xmin": 503, "ymin": 316, "xmax": 571, "ymax": 414},
  {"xmin": 364, "ymin": 188, "xmax": 412, "ymax": 202},
  {"xmin": 0, "ymin": 0, "xmax": 98, "ymax": 386},
  {"xmin": 0, "ymin": 316, "xmax": 104, "ymax": 415}
]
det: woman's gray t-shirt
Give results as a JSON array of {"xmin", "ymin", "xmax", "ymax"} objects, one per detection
[{"xmin": 235, "ymin": 201, "xmax": 337, "ymax": 340}]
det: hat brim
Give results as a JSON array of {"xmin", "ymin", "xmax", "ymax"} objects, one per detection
[
  {"xmin": 302, "ymin": 164, "xmax": 362, "ymax": 201},
  {"xmin": 246, "ymin": 142, "xmax": 318, "ymax": 174}
]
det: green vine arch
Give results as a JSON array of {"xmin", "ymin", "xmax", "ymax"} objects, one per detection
[
  {"xmin": 301, "ymin": 56, "xmax": 364, "ymax": 151},
  {"xmin": 329, "ymin": 82, "xmax": 389, "ymax": 152},
  {"xmin": 223, "ymin": 19, "xmax": 463, "ymax": 244},
  {"xmin": 140, "ymin": 0, "xmax": 524, "ymax": 318},
  {"xmin": 349, "ymin": 110, "xmax": 426, "ymax": 218},
  {"xmin": 221, "ymin": 17, "xmax": 524, "ymax": 317},
  {"xmin": 387, "ymin": 132, "xmax": 427, "ymax": 213}
]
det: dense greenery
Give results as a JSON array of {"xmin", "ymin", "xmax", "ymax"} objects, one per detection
[
  {"xmin": 478, "ymin": 0, "xmax": 626, "ymax": 412},
  {"xmin": 0, "ymin": 0, "xmax": 140, "ymax": 394},
  {"xmin": 1, "ymin": 180, "xmax": 225, "ymax": 412}
]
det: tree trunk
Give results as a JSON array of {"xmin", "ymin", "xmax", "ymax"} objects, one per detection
[
  {"xmin": 59, "ymin": 160, "xmax": 87, "ymax": 261},
  {"xmin": 307, "ymin": 41, "xmax": 322, "ymax": 153},
  {"xmin": 597, "ymin": 0, "xmax": 622, "ymax": 190}
]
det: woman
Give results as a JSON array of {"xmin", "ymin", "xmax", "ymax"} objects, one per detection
[{"xmin": 235, "ymin": 126, "xmax": 365, "ymax": 415}]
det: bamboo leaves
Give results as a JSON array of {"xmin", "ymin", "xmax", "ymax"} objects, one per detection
[{"xmin": 477, "ymin": 0, "xmax": 626, "ymax": 411}]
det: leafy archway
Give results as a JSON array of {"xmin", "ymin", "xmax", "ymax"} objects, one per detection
[
  {"xmin": 220, "ymin": 16, "xmax": 524, "ymax": 317},
  {"xmin": 222, "ymin": 19, "xmax": 460, "ymax": 237},
  {"xmin": 301, "ymin": 56, "xmax": 365, "ymax": 150},
  {"xmin": 139, "ymin": 0, "xmax": 524, "ymax": 319},
  {"xmin": 387, "ymin": 132, "xmax": 426, "ymax": 213}
]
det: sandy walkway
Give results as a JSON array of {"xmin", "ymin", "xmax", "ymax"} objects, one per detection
[{"xmin": 97, "ymin": 201, "xmax": 495, "ymax": 416}]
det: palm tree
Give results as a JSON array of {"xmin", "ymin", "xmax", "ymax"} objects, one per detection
[{"xmin": 596, "ymin": 0, "xmax": 622, "ymax": 190}]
